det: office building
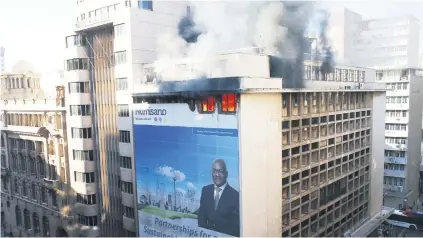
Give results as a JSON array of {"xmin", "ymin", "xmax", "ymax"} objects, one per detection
[
  {"xmin": 376, "ymin": 68, "xmax": 423, "ymax": 209},
  {"xmin": 0, "ymin": 78, "xmax": 73, "ymax": 236},
  {"xmin": 64, "ymin": 0, "xmax": 188, "ymax": 236},
  {"xmin": 129, "ymin": 52, "xmax": 392, "ymax": 237},
  {"xmin": 327, "ymin": 8, "xmax": 420, "ymax": 68}
]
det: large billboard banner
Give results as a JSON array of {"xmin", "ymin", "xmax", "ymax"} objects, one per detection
[{"xmin": 133, "ymin": 103, "xmax": 240, "ymax": 237}]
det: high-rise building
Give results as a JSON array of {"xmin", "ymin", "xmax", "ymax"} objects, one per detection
[
  {"xmin": 327, "ymin": 8, "xmax": 420, "ymax": 68},
  {"xmin": 0, "ymin": 47, "xmax": 5, "ymax": 74},
  {"xmin": 376, "ymin": 68, "xmax": 423, "ymax": 209},
  {"xmin": 64, "ymin": 0, "xmax": 188, "ymax": 236},
  {"xmin": 0, "ymin": 78, "xmax": 73, "ymax": 237},
  {"xmin": 129, "ymin": 52, "xmax": 393, "ymax": 237}
]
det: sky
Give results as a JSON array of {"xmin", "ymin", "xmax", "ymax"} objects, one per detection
[{"xmin": 0, "ymin": 0, "xmax": 422, "ymax": 75}]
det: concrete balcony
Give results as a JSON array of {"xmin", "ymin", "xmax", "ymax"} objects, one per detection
[
  {"xmin": 384, "ymin": 156, "xmax": 407, "ymax": 164},
  {"xmin": 74, "ymin": 203, "xmax": 98, "ymax": 217},
  {"xmin": 64, "ymin": 70, "xmax": 89, "ymax": 82},
  {"xmin": 120, "ymin": 168, "xmax": 132, "ymax": 182},
  {"xmin": 385, "ymin": 130, "xmax": 408, "ymax": 138},
  {"xmin": 385, "ymin": 117, "xmax": 408, "ymax": 124},
  {"xmin": 386, "ymin": 90, "xmax": 409, "ymax": 97},
  {"xmin": 70, "ymin": 160, "xmax": 96, "ymax": 173},
  {"xmin": 384, "ymin": 169, "xmax": 406, "ymax": 178},
  {"xmin": 73, "ymin": 182, "xmax": 97, "ymax": 194},
  {"xmin": 121, "ymin": 192, "xmax": 134, "ymax": 207},
  {"xmin": 79, "ymin": 225, "xmax": 100, "ymax": 237},
  {"xmin": 75, "ymin": 13, "xmax": 114, "ymax": 31},
  {"xmin": 123, "ymin": 215, "xmax": 136, "ymax": 232},
  {"xmin": 385, "ymin": 143, "xmax": 407, "ymax": 151},
  {"xmin": 43, "ymin": 178, "xmax": 60, "ymax": 189},
  {"xmin": 64, "ymin": 45, "xmax": 87, "ymax": 60},
  {"xmin": 385, "ymin": 103, "xmax": 409, "ymax": 110}
]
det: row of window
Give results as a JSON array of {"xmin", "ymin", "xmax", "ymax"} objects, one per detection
[
  {"xmin": 3, "ymin": 138, "xmax": 38, "ymax": 150},
  {"xmin": 384, "ymin": 176, "xmax": 405, "ymax": 186},
  {"xmin": 114, "ymin": 24, "xmax": 125, "ymax": 37},
  {"xmin": 304, "ymin": 66, "xmax": 365, "ymax": 82},
  {"xmin": 385, "ymin": 137, "xmax": 407, "ymax": 145},
  {"xmin": 119, "ymin": 130, "xmax": 131, "ymax": 143},
  {"xmin": 69, "ymin": 82, "xmax": 89, "ymax": 93},
  {"xmin": 65, "ymin": 58, "xmax": 89, "ymax": 71},
  {"xmin": 121, "ymin": 181, "xmax": 133, "ymax": 194},
  {"xmin": 384, "ymin": 163, "xmax": 405, "ymax": 171},
  {"xmin": 77, "ymin": 214, "xmax": 98, "ymax": 226},
  {"xmin": 65, "ymin": 34, "xmax": 86, "ymax": 48},
  {"xmin": 117, "ymin": 105, "xmax": 129, "ymax": 117},
  {"xmin": 384, "ymin": 150, "xmax": 406, "ymax": 158},
  {"xmin": 116, "ymin": 77, "xmax": 128, "ymax": 91},
  {"xmin": 386, "ymin": 83, "xmax": 408, "ymax": 91},
  {"xmin": 70, "ymin": 105, "xmax": 91, "ymax": 116},
  {"xmin": 9, "ymin": 154, "xmax": 56, "ymax": 179},
  {"xmin": 386, "ymin": 96, "xmax": 408, "ymax": 104},
  {"xmin": 385, "ymin": 110, "xmax": 408, "ymax": 118},
  {"xmin": 1, "ymin": 77, "xmax": 38, "ymax": 89},
  {"xmin": 71, "ymin": 127, "xmax": 92, "ymax": 139},
  {"xmin": 73, "ymin": 150, "xmax": 94, "ymax": 161},
  {"xmin": 8, "ymin": 177, "xmax": 56, "ymax": 205},
  {"xmin": 74, "ymin": 171, "xmax": 95, "ymax": 183},
  {"xmin": 120, "ymin": 156, "xmax": 132, "ymax": 169},
  {"xmin": 76, "ymin": 193, "xmax": 97, "ymax": 205},
  {"xmin": 385, "ymin": 124, "xmax": 407, "ymax": 131},
  {"xmin": 15, "ymin": 206, "xmax": 50, "ymax": 236}
]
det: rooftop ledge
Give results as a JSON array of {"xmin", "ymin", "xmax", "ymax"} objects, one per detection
[
  {"xmin": 344, "ymin": 206, "xmax": 395, "ymax": 237},
  {"xmin": 131, "ymin": 77, "xmax": 386, "ymax": 97}
]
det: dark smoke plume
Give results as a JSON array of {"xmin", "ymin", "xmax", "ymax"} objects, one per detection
[
  {"xmin": 318, "ymin": 10, "xmax": 334, "ymax": 76},
  {"xmin": 178, "ymin": 13, "xmax": 202, "ymax": 43}
]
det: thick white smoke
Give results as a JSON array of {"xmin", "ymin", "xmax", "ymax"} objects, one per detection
[{"xmin": 154, "ymin": 1, "xmax": 316, "ymax": 81}]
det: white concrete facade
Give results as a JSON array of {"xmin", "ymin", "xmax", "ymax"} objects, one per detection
[
  {"xmin": 377, "ymin": 68, "xmax": 423, "ymax": 209},
  {"xmin": 327, "ymin": 8, "xmax": 420, "ymax": 69},
  {"xmin": 1, "ymin": 47, "xmax": 5, "ymax": 74},
  {"xmin": 64, "ymin": 0, "xmax": 188, "ymax": 236}
]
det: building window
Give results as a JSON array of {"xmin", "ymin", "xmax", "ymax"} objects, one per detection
[
  {"xmin": 118, "ymin": 105, "xmax": 129, "ymax": 117},
  {"xmin": 20, "ymin": 154, "xmax": 26, "ymax": 172},
  {"xmin": 73, "ymin": 150, "xmax": 94, "ymax": 161},
  {"xmin": 121, "ymin": 181, "xmax": 133, "ymax": 194},
  {"xmin": 32, "ymin": 213, "xmax": 40, "ymax": 235},
  {"xmin": 65, "ymin": 58, "xmax": 88, "ymax": 71},
  {"xmin": 70, "ymin": 105, "xmax": 91, "ymax": 116},
  {"xmin": 119, "ymin": 131, "xmax": 131, "ymax": 143},
  {"xmin": 31, "ymin": 183, "xmax": 36, "ymax": 200},
  {"xmin": 68, "ymin": 82, "xmax": 89, "ymax": 93},
  {"xmin": 24, "ymin": 209, "xmax": 31, "ymax": 230},
  {"xmin": 42, "ymin": 216, "xmax": 49, "ymax": 236},
  {"xmin": 38, "ymin": 156, "xmax": 45, "ymax": 177},
  {"xmin": 139, "ymin": 0, "xmax": 153, "ymax": 11},
  {"xmin": 120, "ymin": 156, "xmax": 132, "ymax": 169},
  {"xmin": 123, "ymin": 206, "xmax": 135, "ymax": 219},
  {"xmin": 41, "ymin": 187, "xmax": 47, "ymax": 203},
  {"xmin": 1, "ymin": 154, "xmax": 6, "ymax": 167},
  {"xmin": 22, "ymin": 180, "xmax": 27, "ymax": 197},
  {"xmin": 29, "ymin": 157, "xmax": 35, "ymax": 174},
  {"xmin": 199, "ymin": 96, "xmax": 216, "ymax": 113},
  {"xmin": 11, "ymin": 154, "xmax": 17, "ymax": 171},
  {"xmin": 74, "ymin": 172, "xmax": 95, "ymax": 183},
  {"xmin": 1, "ymin": 178, "xmax": 7, "ymax": 192},
  {"xmin": 116, "ymin": 78, "xmax": 128, "ymax": 91},
  {"xmin": 48, "ymin": 164, "xmax": 57, "ymax": 180},
  {"xmin": 52, "ymin": 190, "xmax": 58, "ymax": 207},
  {"xmin": 14, "ymin": 178, "xmax": 18, "ymax": 194},
  {"xmin": 221, "ymin": 93, "xmax": 236, "ymax": 113},
  {"xmin": 114, "ymin": 24, "xmax": 125, "ymax": 37},
  {"xmin": 76, "ymin": 193, "xmax": 97, "ymax": 205},
  {"xmin": 77, "ymin": 215, "xmax": 98, "ymax": 226},
  {"xmin": 15, "ymin": 206, "xmax": 22, "ymax": 227},
  {"xmin": 124, "ymin": 230, "xmax": 136, "ymax": 237},
  {"xmin": 114, "ymin": 51, "xmax": 127, "ymax": 65},
  {"xmin": 71, "ymin": 127, "xmax": 92, "ymax": 139}
]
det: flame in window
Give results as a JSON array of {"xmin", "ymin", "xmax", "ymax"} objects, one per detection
[{"xmin": 221, "ymin": 93, "xmax": 236, "ymax": 112}]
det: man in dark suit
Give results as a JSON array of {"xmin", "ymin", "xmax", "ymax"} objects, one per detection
[{"xmin": 198, "ymin": 159, "xmax": 240, "ymax": 237}]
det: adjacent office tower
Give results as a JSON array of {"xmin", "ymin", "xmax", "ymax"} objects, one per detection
[
  {"xmin": 130, "ymin": 52, "xmax": 390, "ymax": 237},
  {"xmin": 376, "ymin": 68, "xmax": 423, "ymax": 209},
  {"xmin": 328, "ymin": 8, "xmax": 420, "ymax": 68},
  {"xmin": 0, "ymin": 74, "xmax": 72, "ymax": 237},
  {"xmin": 64, "ymin": 0, "xmax": 188, "ymax": 236}
]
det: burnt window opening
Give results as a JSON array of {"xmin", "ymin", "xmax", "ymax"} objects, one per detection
[
  {"xmin": 198, "ymin": 96, "xmax": 215, "ymax": 113},
  {"xmin": 220, "ymin": 93, "xmax": 237, "ymax": 113}
]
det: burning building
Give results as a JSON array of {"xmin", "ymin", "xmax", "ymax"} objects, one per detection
[{"xmin": 129, "ymin": 50, "xmax": 393, "ymax": 237}]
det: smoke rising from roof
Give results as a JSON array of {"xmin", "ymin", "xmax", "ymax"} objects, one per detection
[{"xmin": 155, "ymin": 1, "xmax": 332, "ymax": 88}]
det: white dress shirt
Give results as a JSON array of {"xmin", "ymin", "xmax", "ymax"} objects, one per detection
[{"xmin": 214, "ymin": 182, "xmax": 227, "ymax": 199}]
